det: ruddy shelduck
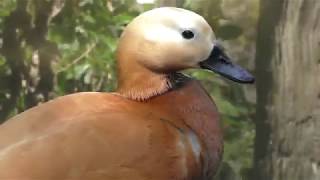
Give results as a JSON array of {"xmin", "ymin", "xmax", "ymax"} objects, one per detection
[{"xmin": 0, "ymin": 7, "xmax": 254, "ymax": 180}]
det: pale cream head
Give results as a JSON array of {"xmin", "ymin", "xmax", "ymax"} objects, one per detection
[
  {"xmin": 116, "ymin": 7, "xmax": 254, "ymax": 100},
  {"xmin": 117, "ymin": 7, "xmax": 215, "ymax": 72}
]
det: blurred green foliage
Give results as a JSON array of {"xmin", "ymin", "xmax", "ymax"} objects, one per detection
[
  {"xmin": 52, "ymin": 0, "xmax": 141, "ymax": 93},
  {"xmin": 0, "ymin": 0, "xmax": 258, "ymax": 179}
]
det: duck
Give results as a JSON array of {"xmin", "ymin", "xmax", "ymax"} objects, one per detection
[{"xmin": 0, "ymin": 7, "xmax": 254, "ymax": 180}]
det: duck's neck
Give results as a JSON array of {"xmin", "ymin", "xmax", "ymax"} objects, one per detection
[{"xmin": 116, "ymin": 58, "xmax": 173, "ymax": 101}]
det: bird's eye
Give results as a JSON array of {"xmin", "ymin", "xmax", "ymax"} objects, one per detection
[{"xmin": 182, "ymin": 30, "xmax": 194, "ymax": 39}]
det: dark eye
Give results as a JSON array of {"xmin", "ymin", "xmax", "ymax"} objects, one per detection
[{"xmin": 182, "ymin": 30, "xmax": 194, "ymax": 39}]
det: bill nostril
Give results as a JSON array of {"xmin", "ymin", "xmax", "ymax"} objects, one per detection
[{"xmin": 219, "ymin": 56, "xmax": 231, "ymax": 65}]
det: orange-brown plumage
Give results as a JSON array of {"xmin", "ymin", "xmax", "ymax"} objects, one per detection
[
  {"xmin": 0, "ymin": 7, "xmax": 253, "ymax": 180},
  {"xmin": 0, "ymin": 79, "xmax": 222, "ymax": 180}
]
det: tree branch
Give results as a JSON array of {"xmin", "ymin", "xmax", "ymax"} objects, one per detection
[{"xmin": 57, "ymin": 43, "xmax": 96, "ymax": 73}]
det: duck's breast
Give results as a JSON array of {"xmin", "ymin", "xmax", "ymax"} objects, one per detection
[{"xmin": 149, "ymin": 80, "xmax": 223, "ymax": 179}]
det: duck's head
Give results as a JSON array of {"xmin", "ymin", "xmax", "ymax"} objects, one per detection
[{"xmin": 116, "ymin": 7, "xmax": 254, "ymax": 101}]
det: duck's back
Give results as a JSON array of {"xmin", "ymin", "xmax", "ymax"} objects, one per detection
[{"xmin": 0, "ymin": 80, "xmax": 222, "ymax": 180}]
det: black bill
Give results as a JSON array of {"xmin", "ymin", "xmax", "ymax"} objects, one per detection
[{"xmin": 199, "ymin": 43, "xmax": 255, "ymax": 84}]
